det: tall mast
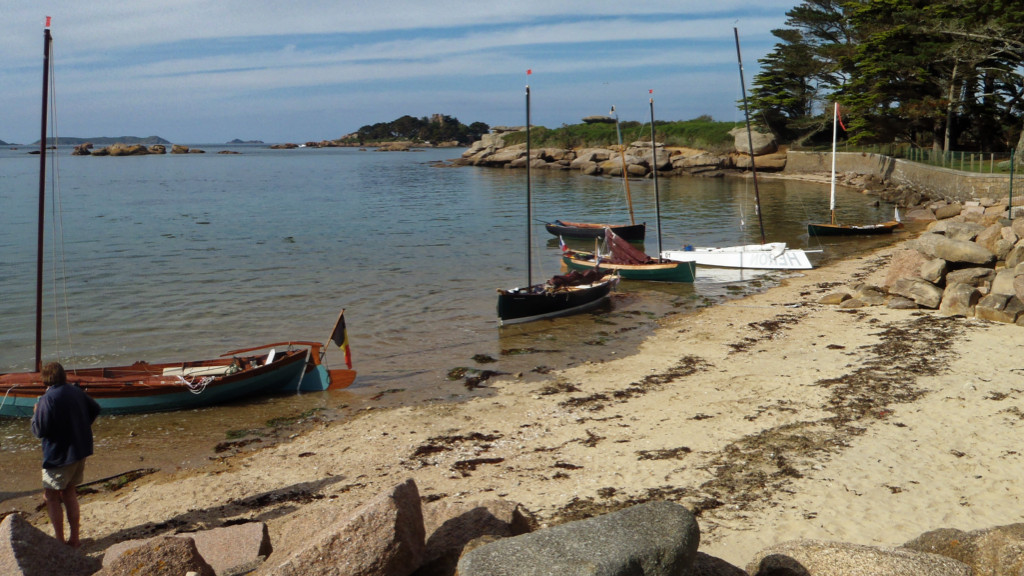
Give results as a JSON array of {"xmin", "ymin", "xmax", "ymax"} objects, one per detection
[
  {"xmin": 734, "ymin": 27, "xmax": 767, "ymax": 245},
  {"xmin": 35, "ymin": 22, "xmax": 52, "ymax": 373},
  {"xmin": 611, "ymin": 106, "xmax": 636, "ymax": 225},
  {"xmin": 830, "ymin": 101, "xmax": 838, "ymax": 225},
  {"xmin": 525, "ymin": 84, "xmax": 532, "ymax": 288},
  {"xmin": 649, "ymin": 97, "xmax": 662, "ymax": 256}
]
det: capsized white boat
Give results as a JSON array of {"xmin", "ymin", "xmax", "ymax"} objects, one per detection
[{"xmin": 660, "ymin": 242, "xmax": 812, "ymax": 270}]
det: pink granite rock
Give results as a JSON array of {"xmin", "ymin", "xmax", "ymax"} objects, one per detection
[
  {"xmin": 261, "ymin": 478, "xmax": 425, "ymax": 576},
  {"xmin": 0, "ymin": 514, "xmax": 99, "ymax": 576}
]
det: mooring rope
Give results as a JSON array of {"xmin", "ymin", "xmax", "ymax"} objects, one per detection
[{"xmin": 177, "ymin": 375, "xmax": 215, "ymax": 394}]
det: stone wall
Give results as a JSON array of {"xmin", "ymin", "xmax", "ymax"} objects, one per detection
[{"xmin": 786, "ymin": 150, "xmax": 1013, "ymax": 204}]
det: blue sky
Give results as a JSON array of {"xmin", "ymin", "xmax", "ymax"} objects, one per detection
[{"xmin": 3, "ymin": 2, "xmax": 795, "ymax": 144}]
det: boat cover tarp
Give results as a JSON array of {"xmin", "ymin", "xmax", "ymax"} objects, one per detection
[
  {"xmin": 605, "ymin": 228, "xmax": 653, "ymax": 265},
  {"xmin": 547, "ymin": 269, "xmax": 607, "ymax": 290}
]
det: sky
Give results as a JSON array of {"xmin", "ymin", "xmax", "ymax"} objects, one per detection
[{"xmin": 3, "ymin": 2, "xmax": 796, "ymax": 145}]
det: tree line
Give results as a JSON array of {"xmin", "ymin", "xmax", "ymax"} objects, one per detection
[
  {"xmin": 345, "ymin": 115, "xmax": 490, "ymax": 146},
  {"xmin": 748, "ymin": 0, "xmax": 1024, "ymax": 157}
]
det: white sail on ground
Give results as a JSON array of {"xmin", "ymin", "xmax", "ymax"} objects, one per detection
[{"xmin": 660, "ymin": 243, "xmax": 812, "ymax": 270}]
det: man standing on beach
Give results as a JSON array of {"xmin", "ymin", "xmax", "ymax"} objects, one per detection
[{"xmin": 30, "ymin": 362, "xmax": 101, "ymax": 547}]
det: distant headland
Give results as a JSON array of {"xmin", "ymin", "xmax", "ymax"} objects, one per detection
[{"xmin": 38, "ymin": 136, "xmax": 172, "ymax": 146}]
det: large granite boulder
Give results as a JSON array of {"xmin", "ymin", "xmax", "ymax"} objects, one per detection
[
  {"xmin": 103, "ymin": 521, "xmax": 271, "ymax": 575},
  {"xmin": 730, "ymin": 127, "xmax": 777, "ymax": 155},
  {"xmin": 939, "ymin": 282, "xmax": 980, "ymax": 316},
  {"xmin": 1006, "ymin": 240, "xmax": 1024, "ymax": 268},
  {"xmin": 904, "ymin": 524, "xmax": 1024, "ymax": 576},
  {"xmin": 911, "ymin": 233, "xmax": 995, "ymax": 266},
  {"xmin": 415, "ymin": 499, "xmax": 533, "ymax": 576},
  {"xmin": 262, "ymin": 478, "xmax": 425, "ymax": 576},
  {"xmin": 944, "ymin": 267, "xmax": 995, "ymax": 288},
  {"xmin": 934, "ymin": 202, "xmax": 964, "ymax": 220},
  {"xmin": 975, "ymin": 293, "xmax": 1024, "ymax": 323},
  {"xmin": 881, "ymin": 248, "xmax": 930, "ymax": 288},
  {"xmin": 746, "ymin": 539, "xmax": 970, "ymax": 576},
  {"xmin": 96, "ymin": 536, "xmax": 214, "ymax": 576},
  {"xmin": 889, "ymin": 277, "xmax": 944, "ymax": 309},
  {"xmin": 0, "ymin": 514, "xmax": 99, "ymax": 576},
  {"xmin": 456, "ymin": 501, "xmax": 699, "ymax": 576},
  {"xmin": 107, "ymin": 143, "xmax": 149, "ymax": 156}
]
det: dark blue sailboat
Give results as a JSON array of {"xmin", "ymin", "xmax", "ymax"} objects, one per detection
[{"xmin": 497, "ymin": 83, "xmax": 618, "ymax": 325}]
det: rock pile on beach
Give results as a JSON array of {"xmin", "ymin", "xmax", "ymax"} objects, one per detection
[
  {"xmin": 822, "ymin": 197, "xmax": 1024, "ymax": 324},
  {"xmin": 7, "ymin": 477, "xmax": 1024, "ymax": 575}
]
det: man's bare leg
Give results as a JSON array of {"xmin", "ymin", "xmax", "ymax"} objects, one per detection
[
  {"xmin": 62, "ymin": 486, "xmax": 81, "ymax": 547},
  {"xmin": 43, "ymin": 488, "xmax": 65, "ymax": 544}
]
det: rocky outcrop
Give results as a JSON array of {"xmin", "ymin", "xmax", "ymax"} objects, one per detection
[
  {"xmin": 107, "ymin": 143, "xmax": 150, "ymax": 156},
  {"xmin": 819, "ymin": 196, "xmax": 1024, "ymax": 324},
  {"xmin": 12, "ymin": 479, "xmax": 1024, "ymax": 575},
  {"xmin": 459, "ymin": 131, "xmax": 756, "ymax": 179},
  {"xmin": 376, "ymin": 141, "xmax": 414, "ymax": 152}
]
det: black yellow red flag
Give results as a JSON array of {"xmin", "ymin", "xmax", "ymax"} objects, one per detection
[{"xmin": 328, "ymin": 309, "xmax": 352, "ymax": 369}]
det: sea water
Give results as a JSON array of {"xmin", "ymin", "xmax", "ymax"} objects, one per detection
[{"xmin": 0, "ymin": 144, "xmax": 900, "ymax": 500}]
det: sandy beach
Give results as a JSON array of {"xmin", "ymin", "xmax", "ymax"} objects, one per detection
[{"xmin": 16, "ymin": 235, "xmax": 1024, "ymax": 569}]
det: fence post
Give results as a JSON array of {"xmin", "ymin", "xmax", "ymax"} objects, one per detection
[{"xmin": 1010, "ymin": 149, "xmax": 1015, "ymax": 221}]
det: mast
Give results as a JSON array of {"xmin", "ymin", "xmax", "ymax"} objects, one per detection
[
  {"xmin": 827, "ymin": 100, "xmax": 835, "ymax": 224},
  {"xmin": 611, "ymin": 106, "xmax": 636, "ymax": 225},
  {"xmin": 35, "ymin": 22, "xmax": 52, "ymax": 373},
  {"xmin": 649, "ymin": 97, "xmax": 662, "ymax": 256},
  {"xmin": 734, "ymin": 27, "xmax": 767, "ymax": 245},
  {"xmin": 525, "ymin": 84, "xmax": 532, "ymax": 288}
]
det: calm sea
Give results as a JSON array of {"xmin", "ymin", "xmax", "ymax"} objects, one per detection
[{"xmin": 0, "ymin": 143, "xmax": 901, "ymax": 501}]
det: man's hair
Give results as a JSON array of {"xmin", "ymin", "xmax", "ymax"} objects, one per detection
[{"xmin": 42, "ymin": 362, "xmax": 66, "ymax": 387}]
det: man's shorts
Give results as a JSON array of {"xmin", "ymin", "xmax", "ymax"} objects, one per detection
[{"xmin": 41, "ymin": 459, "xmax": 85, "ymax": 491}]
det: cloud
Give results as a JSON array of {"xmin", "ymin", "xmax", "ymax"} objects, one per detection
[{"xmin": 4, "ymin": 2, "xmax": 791, "ymax": 142}]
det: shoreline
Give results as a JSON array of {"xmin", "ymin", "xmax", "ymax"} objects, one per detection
[{"xmin": 17, "ymin": 226, "xmax": 1024, "ymax": 569}]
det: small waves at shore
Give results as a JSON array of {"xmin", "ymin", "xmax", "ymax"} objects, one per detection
[{"xmin": 0, "ymin": 145, "xmax": 902, "ymax": 501}]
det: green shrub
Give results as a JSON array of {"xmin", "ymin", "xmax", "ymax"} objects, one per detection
[{"xmin": 500, "ymin": 118, "xmax": 736, "ymax": 152}]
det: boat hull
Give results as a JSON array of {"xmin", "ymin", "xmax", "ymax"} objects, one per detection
[
  {"xmin": 545, "ymin": 221, "xmax": 646, "ymax": 242},
  {"xmin": 807, "ymin": 220, "xmax": 902, "ymax": 236},
  {"xmin": 562, "ymin": 253, "xmax": 696, "ymax": 283},
  {"xmin": 497, "ymin": 275, "xmax": 618, "ymax": 325},
  {"xmin": 661, "ymin": 243, "xmax": 813, "ymax": 270},
  {"xmin": 0, "ymin": 349, "xmax": 309, "ymax": 417}
]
